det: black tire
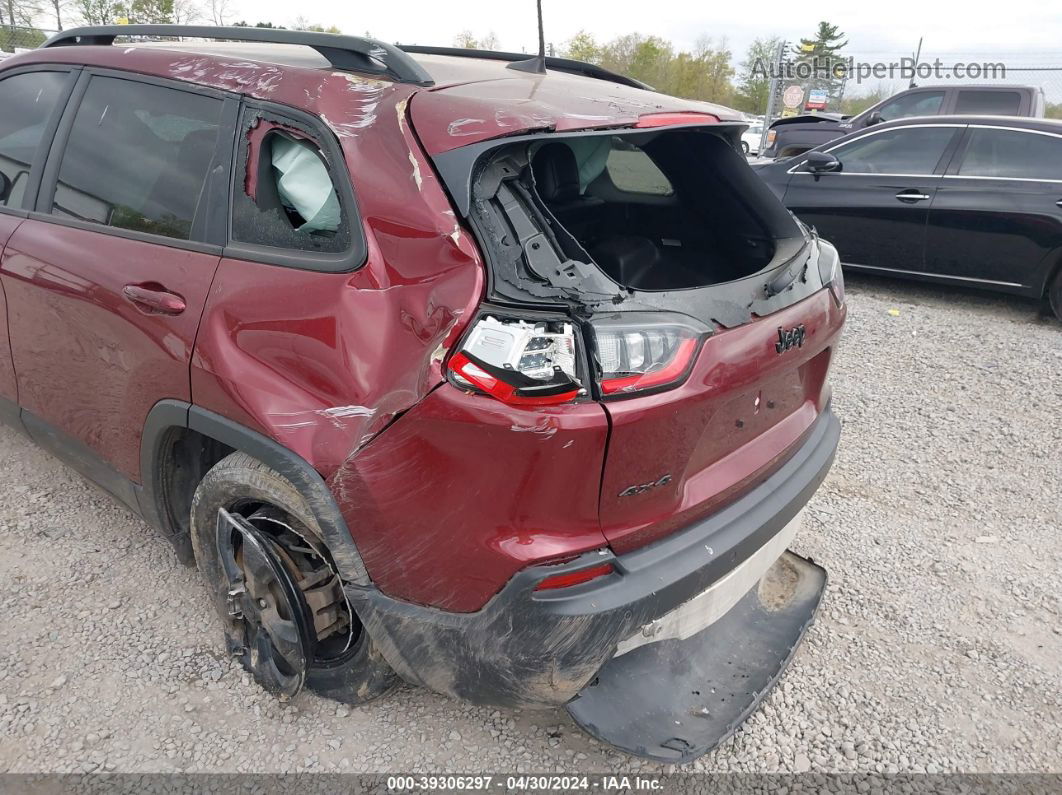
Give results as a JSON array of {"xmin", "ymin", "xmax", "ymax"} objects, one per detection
[
  {"xmin": 190, "ymin": 451, "xmax": 396, "ymax": 704},
  {"xmin": 741, "ymin": 141, "xmax": 750, "ymax": 155},
  {"xmin": 1049, "ymin": 268, "xmax": 1062, "ymax": 321}
]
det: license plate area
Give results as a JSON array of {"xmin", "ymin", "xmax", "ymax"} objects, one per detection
[{"xmin": 615, "ymin": 509, "xmax": 804, "ymax": 657}]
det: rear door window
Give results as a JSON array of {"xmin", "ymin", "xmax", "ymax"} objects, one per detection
[
  {"xmin": 874, "ymin": 91, "xmax": 945, "ymax": 122},
  {"xmin": 957, "ymin": 128, "xmax": 1062, "ymax": 180},
  {"xmin": 0, "ymin": 71, "xmax": 68, "ymax": 210},
  {"xmin": 231, "ymin": 109, "xmax": 351, "ymax": 254},
  {"xmin": 50, "ymin": 76, "xmax": 223, "ymax": 241},
  {"xmin": 954, "ymin": 90, "xmax": 1022, "ymax": 116},
  {"xmin": 828, "ymin": 127, "xmax": 957, "ymax": 175},
  {"xmin": 606, "ymin": 139, "xmax": 674, "ymax": 196}
]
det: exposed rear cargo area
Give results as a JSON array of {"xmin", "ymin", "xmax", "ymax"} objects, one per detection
[{"xmin": 528, "ymin": 131, "xmax": 779, "ymax": 290}]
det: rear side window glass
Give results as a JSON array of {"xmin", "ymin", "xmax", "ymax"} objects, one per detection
[
  {"xmin": 0, "ymin": 71, "xmax": 67, "ymax": 209},
  {"xmin": 51, "ymin": 77, "xmax": 223, "ymax": 241},
  {"xmin": 875, "ymin": 91, "xmax": 945, "ymax": 122},
  {"xmin": 231, "ymin": 111, "xmax": 350, "ymax": 253},
  {"xmin": 958, "ymin": 128, "xmax": 1062, "ymax": 180},
  {"xmin": 829, "ymin": 127, "xmax": 956, "ymax": 175},
  {"xmin": 954, "ymin": 91, "xmax": 1022, "ymax": 115},
  {"xmin": 606, "ymin": 138, "xmax": 674, "ymax": 195}
]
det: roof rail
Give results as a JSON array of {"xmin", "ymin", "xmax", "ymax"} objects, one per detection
[
  {"xmin": 41, "ymin": 25, "xmax": 435, "ymax": 86},
  {"xmin": 396, "ymin": 45, "xmax": 650, "ymax": 91}
]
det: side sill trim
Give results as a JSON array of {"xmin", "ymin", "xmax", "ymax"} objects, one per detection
[{"xmin": 20, "ymin": 407, "xmax": 142, "ymax": 515}]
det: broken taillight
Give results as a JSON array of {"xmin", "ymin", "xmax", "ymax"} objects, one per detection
[
  {"xmin": 590, "ymin": 313, "xmax": 708, "ymax": 398},
  {"xmin": 448, "ymin": 315, "xmax": 584, "ymax": 407},
  {"xmin": 533, "ymin": 562, "xmax": 615, "ymax": 591},
  {"xmin": 634, "ymin": 112, "xmax": 719, "ymax": 128}
]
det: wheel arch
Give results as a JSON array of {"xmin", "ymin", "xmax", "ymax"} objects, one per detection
[
  {"xmin": 139, "ymin": 399, "xmax": 370, "ymax": 584},
  {"xmin": 1039, "ymin": 247, "xmax": 1062, "ymax": 300}
]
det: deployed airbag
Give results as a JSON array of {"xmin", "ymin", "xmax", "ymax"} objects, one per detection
[{"xmin": 270, "ymin": 136, "xmax": 341, "ymax": 233}]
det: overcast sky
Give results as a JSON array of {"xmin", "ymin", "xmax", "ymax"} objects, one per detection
[{"xmin": 221, "ymin": 0, "xmax": 1061, "ymax": 66}]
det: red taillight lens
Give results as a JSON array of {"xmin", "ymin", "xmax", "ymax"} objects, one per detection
[
  {"xmin": 591, "ymin": 313, "xmax": 708, "ymax": 398},
  {"xmin": 447, "ymin": 315, "xmax": 584, "ymax": 407},
  {"xmin": 534, "ymin": 562, "xmax": 615, "ymax": 591},
  {"xmin": 635, "ymin": 112, "xmax": 719, "ymax": 128},
  {"xmin": 600, "ymin": 337, "xmax": 698, "ymax": 395}
]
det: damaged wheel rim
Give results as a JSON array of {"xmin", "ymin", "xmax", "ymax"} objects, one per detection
[
  {"xmin": 216, "ymin": 507, "xmax": 315, "ymax": 697},
  {"xmin": 239, "ymin": 505, "xmax": 359, "ymax": 661}
]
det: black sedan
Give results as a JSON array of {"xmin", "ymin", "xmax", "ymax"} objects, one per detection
[{"xmin": 753, "ymin": 116, "xmax": 1062, "ymax": 319}]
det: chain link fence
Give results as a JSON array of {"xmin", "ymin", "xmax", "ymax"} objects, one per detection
[{"xmin": 0, "ymin": 25, "xmax": 52, "ymax": 56}]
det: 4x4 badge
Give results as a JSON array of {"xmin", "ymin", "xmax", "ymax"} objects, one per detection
[
  {"xmin": 775, "ymin": 324, "xmax": 806, "ymax": 353},
  {"xmin": 619, "ymin": 474, "xmax": 672, "ymax": 497}
]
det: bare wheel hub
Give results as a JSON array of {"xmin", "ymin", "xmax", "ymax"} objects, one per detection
[
  {"xmin": 241, "ymin": 505, "xmax": 356, "ymax": 658},
  {"xmin": 217, "ymin": 509, "xmax": 314, "ymax": 697},
  {"xmin": 216, "ymin": 505, "xmax": 358, "ymax": 698}
]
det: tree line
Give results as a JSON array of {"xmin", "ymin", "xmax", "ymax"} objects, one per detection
[{"xmin": 459, "ymin": 26, "xmax": 852, "ymax": 115}]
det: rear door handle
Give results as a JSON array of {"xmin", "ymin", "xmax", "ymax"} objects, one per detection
[
  {"xmin": 122, "ymin": 283, "xmax": 186, "ymax": 315},
  {"xmin": 895, "ymin": 190, "xmax": 931, "ymax": 203}
]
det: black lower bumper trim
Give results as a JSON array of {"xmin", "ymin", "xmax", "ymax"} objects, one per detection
[{"xmin": 566, "ymin": 551, "xmax": 826, "ymax": 762}]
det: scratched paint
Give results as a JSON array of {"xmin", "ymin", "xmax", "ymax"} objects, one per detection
[{"xmin": 407, "ymin": 151, "xmax": 423, "ymax": 190}]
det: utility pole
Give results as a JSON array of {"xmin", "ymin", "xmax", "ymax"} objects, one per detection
[
  {"xmin": 760, "ymin": 39, "xmax": 787, "ymax": 154},
  {"xmin": 909, "ymin": 36, "xmax": 923, "ymax": 88}
]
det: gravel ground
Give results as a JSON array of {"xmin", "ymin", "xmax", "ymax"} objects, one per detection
[{"xmin": 0, "ymin": 275, "xmax": 1059, "ymax": 775}]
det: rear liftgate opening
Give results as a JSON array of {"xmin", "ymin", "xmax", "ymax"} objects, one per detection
[
  {"xmin": 216, "ymin": 507, "xmax": 356, "ymax": 698},
  {"xmin": 566, "ymin": 552, "xmax": 826, "ymax": 763},
  {"xmin": 435, "ymin": 122, "xmax": 828, "ymax": 331}
]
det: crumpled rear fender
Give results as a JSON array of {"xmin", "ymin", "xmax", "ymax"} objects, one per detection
[{"xmin": 190, "ymin": 89, "xmax": 485, "ymax": 575}]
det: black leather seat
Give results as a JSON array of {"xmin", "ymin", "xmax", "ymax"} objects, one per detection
[
  {"xmin": 531, "ymin": 144, "xmax": 668, "ymax": 289},
  {"xmin": 531, "ymin": 143, "xmax": 604, "ymax": 230}
]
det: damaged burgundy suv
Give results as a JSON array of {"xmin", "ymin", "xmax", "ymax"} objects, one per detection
[{"xmin": 0, "ymin": 26, "xmax": 845, "ymax": 762}]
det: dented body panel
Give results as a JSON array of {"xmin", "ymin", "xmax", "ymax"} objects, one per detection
[
  {"xmin": 329, "ymin": 384, "xmax": 611, "ymax": 612},
  {"xmin": 2, "ymin": 44, "xmax": 496, "ymax": 597},
  {"xmin": 187, "ymin": 61, "xmax": 486, "ymax": 517}
]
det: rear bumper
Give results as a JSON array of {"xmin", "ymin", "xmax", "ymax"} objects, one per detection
[{"xmin": 347, "ymin": 405, "xmax": 840, "ymax": 709}]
